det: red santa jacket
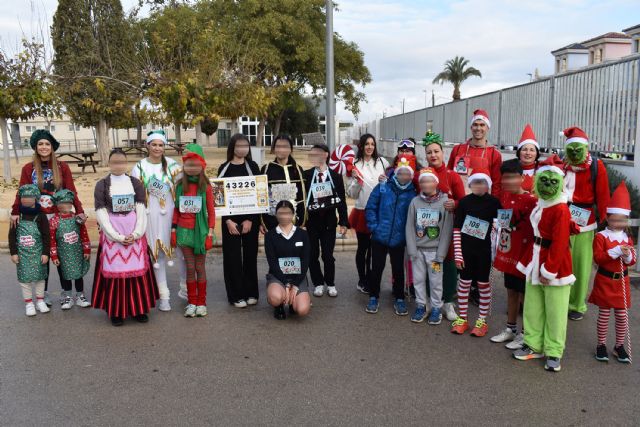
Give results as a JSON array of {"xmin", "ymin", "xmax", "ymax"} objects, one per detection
[
  {"xmin": 517, "ymin": 195, "xmax": 575, "ymax": 286},
  {"xmin": 563, "ymin": 155, "xmax": 609, "ymax": 232},
  {"xmin": 494, "ymin": 191, "xmax": 537, "ymax": 277},
  {"xmin": 49, "ymin": 213, "xmax": 91, "ymax": 263},
  {"xmin": 588, "ymin": 229, "xmax": 636, "ymax": 309},
  {"xmin": 446, "ymin": 141, "xmax": 502, "ymax": 197}
]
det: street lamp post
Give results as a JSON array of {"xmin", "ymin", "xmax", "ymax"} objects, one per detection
[{"xmin": 325, "ymin": 0, "xmax": 336, "ymax": 151}]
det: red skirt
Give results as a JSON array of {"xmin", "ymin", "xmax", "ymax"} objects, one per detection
[
  {"xmin": 91, "ymin": 244, "xmax": 159, "ymax": 319},
  {"xmin": 588, "ymin": 273, "xmax": 632, "ymax": 309},
  {"xmin": 349, "ymin": 208, "xmax": 370, "ymax": 234}
]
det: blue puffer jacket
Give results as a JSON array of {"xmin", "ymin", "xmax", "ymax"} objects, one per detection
[{"xmin": 365, "ymin": 178, "xmax": 416, "ymax": 248}]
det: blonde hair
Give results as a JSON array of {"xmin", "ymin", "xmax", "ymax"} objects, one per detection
[{"xmin": 32, "ymin": 152, "xmax": 62, "ymax": 190}]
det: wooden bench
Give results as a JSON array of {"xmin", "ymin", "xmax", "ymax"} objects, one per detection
[{"xmin": 57, "ymin": 151, "xmax": 98, "ymax": 173}]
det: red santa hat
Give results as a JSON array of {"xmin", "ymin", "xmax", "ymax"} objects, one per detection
[
  {"xmin": 418, "ymin": 167, "xmax": 439, "ymax": 184},
  {"xmin": 607, "ymin": 181, "xmax": 631, "ymax": 216},
  {"xmin": 470, "ymin": 109, "xmax": 491, "ymax": 128},
  {"xmin": 467, "ymin": 167, "xmax": 492, "ymax": 190},
  {"xmin": 562, "ymin": 126, "xmax": 589, "ymax": 145},
  {"xmin": 536, "ymin": 154, "xmax": 565, "ymax": 176},
  {"xmin": 395, "ymin": 154, "xmax": 416, "ymax": 176},
  {"xmin": 517, "ymin": 124, "xmax": 539, "ymax": 150}
]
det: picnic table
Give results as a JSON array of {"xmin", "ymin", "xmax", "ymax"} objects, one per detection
[
  {"xmin": 121, "ymin": 139, "xmax": 188, "ymax": 156},
  {"xmin": 57, "ymin": 151, "xmax": 99, "ymax": 173}
]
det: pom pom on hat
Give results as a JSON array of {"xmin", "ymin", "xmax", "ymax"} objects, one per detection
[{"xmin": 395, "ymin": 154, "xmax": 416, "ymax": 176}]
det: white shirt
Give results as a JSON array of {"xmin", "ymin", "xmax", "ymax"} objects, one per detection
[{"xmin": 276, "ymin": 225, "xmax": 297, "ymax": 240}]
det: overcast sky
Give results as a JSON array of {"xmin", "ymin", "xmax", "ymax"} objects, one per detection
[{"xmin": 2, "ymin": 0, "xmax": 638, "ymax": 123}]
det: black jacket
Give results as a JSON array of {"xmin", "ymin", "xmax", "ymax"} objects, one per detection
[{"xmin": 303, "ymin": 167, "xmax": 349, "ymax": 229}]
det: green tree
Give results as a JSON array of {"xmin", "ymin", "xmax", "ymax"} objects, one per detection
[
  {"xmin": 275, "ymin": 96, "xmax": 321, "ymax": 142},
  {"xmin": 200, "ymin": 115, "xmax": 219, "ymax": 146},
  {"xmin": 432, "ymin": 56, "xmax": 482, "ymax": 101}
]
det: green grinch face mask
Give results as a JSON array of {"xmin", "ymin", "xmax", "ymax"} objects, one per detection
[
  {"xmin": 564, "ymin": 142, "xmax": 587, "ymax": 165},
  {"xmin": 535, "ymin": 170, "xmax": 564, "ymax": 201}
]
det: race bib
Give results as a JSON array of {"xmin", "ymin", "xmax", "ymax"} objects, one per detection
[
  {"xmin": 112, "ymin": 194, "xmax": 135, "ymax": 213},
  {"xmin": 569, "ymin": 205, "xmax": 590, "ymax": 227},
  {"xmin": 148, "ymin": 176, "xmax": 170, "ymax": 198},
  {"xmin": 496, "ymin": 209, "xmax": 513, "ymax": 229},
  {"xmin": 179, "ymin": 195, "xmax": 202, "ymax": 214},
  {"xmin": 278, "ymin": 257, "xmax": 301, "ymax": 275},
  {"xmin": 416, "ymin": 208, "xmax": 439, "ymax": 228},
  {"xmin": 311, "ymin": 182, "xmax": 333, "ymax": 199},
  {"xmin": 271, "ymin": 183, "xmax": 298, "ymax": 203},
  {"xmin": 461, "ymin": 215, "xmax": 489, "ymax": 240}
]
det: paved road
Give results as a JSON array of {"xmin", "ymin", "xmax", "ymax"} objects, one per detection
[{"xmin": 1, "ymin": 252, "xmax": 638, "ymax": 426}]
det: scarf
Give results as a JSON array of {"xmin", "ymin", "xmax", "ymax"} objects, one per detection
[
  {"xmin": 176, "ymin": 175, "xmax": 208, "ymax": 255},
  {"xmin": 392, "ymin": 175, "xmax": 412, "ymax": 191}
]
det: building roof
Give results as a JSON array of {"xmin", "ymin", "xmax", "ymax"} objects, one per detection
[
  {"xmin": 582, "ymin": 32, "xmax": 631, "ymax": 46},
  {"xmin": 622, "ymin": 24, "xmax": 640, "ymax": 33},
  {"xmin": 551, "ymin": 43, "xmax": 587, "ymax": 54}
]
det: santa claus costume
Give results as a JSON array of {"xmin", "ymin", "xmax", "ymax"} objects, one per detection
[
  {"xmin": 589, "ymin": 182, "xmax": 636, "ymax": 363},
  {"xmin": 562, "ymin": 127, "xmax": 609, "ymax": 319},
  {"xmin": 514, "ymin": 158, "xmax": 575, "ymax": 372}
]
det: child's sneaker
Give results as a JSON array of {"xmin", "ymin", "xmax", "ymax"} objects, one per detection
[
  {"xmin": 505, "ymin": 333, "xmax": 525, "ymax": 350},
  {"xmin": 25, "ymin": 302, "xmax": 36, "ymax": 317},
  {"xmin": 568, "ymin": 310, "xmax": 584, "ymax": 321},
  {"xmin": 470, "ymin": 318, "xmax": 488, "ymax": 337},
  {"xmin": 60, "ymin": 293, "xmax": 74, "ymax": 310},
  {"xmin": 327, "ymin": 286, "xmax": 338, "ymax": 297},
  {"xmin": 365, "ymin": 296, "xmax": 379, "ymax": 314},
  {"xmin": 195, "ymin": 305, "xmax": 207, "ymax": 317},
  {"xmin": 490, "ymin": 327, "xmax": 516, "ymax": 343},
  {"xmin": 313, "ymin": 285, "xmax": 325, "ymax": 297},
  {"xmin": 613, "ymin": 345, "xmax": 631, "ymax": 364},
  {"xmin": 36, "ymin": 299, "xmax": 50, "ymax": 313},
  {"xmin": 247, "ymin": 297, "xmax": 258, "ymax": 306},
  {"xmin": 443, "ymin": 302, "xmax": 457, "ymax": 321},
  {"xmin": 513, "ymin": 345, "xmax": 544, "ymax": 361},
  {"xmin": 158, "ymin": 298, "xmax": 171, "ymax": 311},
  {"xmin": 410, "ymin": 304, "xmax": 427, "ymax": 323},
  {"xmin": 75, "ymin": 293, "xmax": 91, "ymax": 308},
  {"xmin": 184, "ymin": 304, "xmax": 197, "ymax": 318},
  {"xmin": 394, "ymin": 299, "xmax": 408, "ymax": 316},
  {"xmin": 595, "ymin": 344, "xmax": 609, "ymax": 362},
  {"xmin": 544, "ymin": 357, "xmax": 562, "ymax": 372},
  {"xmin": 427, "ymin": 307, "xmax": 442, "ymax": 325},
  {"xmin": 450, "ymin": 317, "xmax": 469, "ymax": 334}
]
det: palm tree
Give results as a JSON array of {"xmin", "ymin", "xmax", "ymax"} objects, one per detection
[{"xmin": 432, "ymin": 56, "xmax": 482, "ymax": 101}]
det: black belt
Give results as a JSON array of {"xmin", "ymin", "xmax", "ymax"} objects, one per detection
[
  {"xmin": 568, "ymin": 202, "xmax": 593, "ymax": 209},
  {"xmin": 597, "ymin": 266, "xmax": 628, "ymax": 280},
  {"xmin": 534, "ymin": 236, "xmax": 552, "ymax": 248}
]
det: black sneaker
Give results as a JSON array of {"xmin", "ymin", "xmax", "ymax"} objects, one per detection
[
  {"xmin": 273, "ymin": 304, "xmax": 286, "ymax": 320},
  {"xmin": 613, "ymin": 345, "xmax": 631, "ymax": 363},
  {"xmin": 134, "ymin": 314, "xmax": 149, "ymax": 323},
  {"xmin": 568, "ymin": 311, "xmax": 584, "ymax": 321},
  {"xmin": 595, "ymin": 344, "xmax": 609, "ymax": 362},
  {"xmin": 356, "ymin": 280, "xmax": 369, "ymax": 294},
  {"xmin": 111, "ymin": 316, "xmax": 124, "ymax": 327}
]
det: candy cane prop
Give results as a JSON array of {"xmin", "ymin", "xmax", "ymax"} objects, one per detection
[{"xmin": 619, "ymin": 257, "xmax": 632, "ymax": 362}]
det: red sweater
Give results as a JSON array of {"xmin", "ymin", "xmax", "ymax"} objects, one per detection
[
  {"xmin": 447, "ymin": 141, "xmax": 502, "ymax": 197},
  {"xmin": 563, "ymin": 156, "xmax": 609, "ymax": 232},
  {"xmin": 494, "ymin": 191, "xmax": 537, "ymax": 277},
  {"xmin": 432, "ymin": 163, "xmax": 466, "ymax": 207},
  {"xmin": 49, "ymin": 213, "xmax": 91, "ymax": 263},
  {"xmin": 11, "ymin": 161, "xmax": 84, "ymax": 216},
  {"xmin": 172, "ymin": 183, "xmax": 216, "ymax": 230}
]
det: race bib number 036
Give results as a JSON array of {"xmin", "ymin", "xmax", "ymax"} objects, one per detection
[
  {"xmin": 112, "ymin": 194, "xmax": 135, "ymax": 213},
  {"xmin": 278, "ymin": 257, "xmax": 302, "ymax": 275},
  {"xmin": 461, "ymin": 215, "xmax": 489, "ymax": 240},
  {"xmin": 179, "ymin": 195, "xmax": 202, "ymax": 214}
]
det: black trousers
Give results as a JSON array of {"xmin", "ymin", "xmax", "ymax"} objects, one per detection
[
  {"xmin": 221, "ymin": 221, "xmax": 259, "ymax": 303},
  {"xmin": 368, "ymin": 240, "xmax": 405, "ymax": 299},
  {"xmin": 307, "ymin": 217, "xmax": 337, "ymax": 287},
  {"xmin": 44, "ymin": 263, "xmax": 64, "ymax": 292},
  {"xmin": 355, "ymin": 232, "xmax": 372, "ymax": 285},
  {"xmin": 61, "ymin": 277, "xmax": 84, "ymax": 292}
]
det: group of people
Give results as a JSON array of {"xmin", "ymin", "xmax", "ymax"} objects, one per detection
[{"xmin": 9, "ymin": 108, "xmax": 636, "ymax": 372}]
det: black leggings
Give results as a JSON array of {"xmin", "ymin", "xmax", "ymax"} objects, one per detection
[
  {"xmin": 355, "ymin": 232, "xmax": 372, "ymax": 284},
  {"xmin": 61, "ymin": 277, "xmax": 84, "ymax": 292},
  {"xmin": 44, "ymin": 263, "xmax": 64, "ymax": 292}
]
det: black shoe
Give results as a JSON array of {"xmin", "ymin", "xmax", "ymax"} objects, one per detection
[
  {"xmin": 470, "ymin": 286, "xmax": 480, "ymax": 306},
  {"xmin": 568, "ymin": 311, "xmax": 584, "ymax": 321},
  {"xmin": 356, "ymin": 280, "xmax": 369, "ymax": 294},
  {"xmin": 134, "ymin": 314, "xmax": 149, "ymax": 323},
  {"xmin": 273, "ymin": 304, "xmax": 286, "ymax": 320},
  {"xmin": 289, "ymin": 305, "xmax": 296, "ymax": 316},
  {"xmin": 595, "ymin": 344, "xmax": 609, "ymax": 362},
  {"xmin": 613, "ymin": 345, "xmax": 631, "ymax": 363},
  {"xmin": 111, "ymin": 316, "xmax": 123, "ymax": 327}
]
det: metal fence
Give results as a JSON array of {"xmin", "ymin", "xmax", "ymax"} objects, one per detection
[{"xmin": 377, "ymin": 53, "xmax": 640, "ymax": 158}]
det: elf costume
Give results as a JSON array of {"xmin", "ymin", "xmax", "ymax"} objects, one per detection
[
  {"xmin": 589, "ymin": 182, "xmax": 636, "ymax": 363},
  {"xmin": 516, "ymin": 124, "xmax": 541, "ymax": 193},
  {"xmin": 515, "ymin": 158, "xmax": 575, "ymax": 371},
  {"xmin": 562, "ymin": 127, "xmax": 609, "ymax": 318}
]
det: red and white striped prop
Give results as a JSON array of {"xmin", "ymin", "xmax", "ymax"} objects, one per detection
[{"xmin": 329, "ymin": 144, "xmax": 356, "ymax": 176}]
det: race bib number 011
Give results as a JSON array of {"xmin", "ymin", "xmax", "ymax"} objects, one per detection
[
  {"xmin": 179, "ymin": 195, "xmax": 202, "ymax": 214},
  {"xmin": 112, "ymin": 194, "xmax": 135, "ymax": 213},
  {"xmin": 278, "ymin": 257, "xmax": 301, "ymax": 275},
  {"xmin": 461, "ymin": 215, "xmax": 490, "ymax": 240},
  {"xmin": 416, "ymin": 208, "xmax": 439, "ymax": 230},
  {"xmin": 569, "ymin": 205, "xmax": 590, "ymax": 227},
  {"xmin": 496, "ymin": 209, "xmax": 513, "ymax": 229}
]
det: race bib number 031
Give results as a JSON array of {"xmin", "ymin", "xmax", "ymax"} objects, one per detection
[
  {"xmin": 112, "ymin": 194, "xmax": 135, "ymax": 213},
  {"xmin": 179, "ymin": 195, "xmax": 202, "ymax": 214},
  {"xmin": 278, "ymin": 257, "xmax": 302, "ymax": 275},
  {"xmin": 569, "ymin": 205, "xmax": 590, "ymax": 227},
  {"xmin": 461, "ymin": 215, "xmax": 489, "ymax": 240}
]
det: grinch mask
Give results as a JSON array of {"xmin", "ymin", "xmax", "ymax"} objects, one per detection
[
  {"xmin": 564, "ymin": 142, "xmax": 587, "ymax": 165},
  {"xmin": 534, "ymin": 170, "xmax": 564, "ymax": 201}
]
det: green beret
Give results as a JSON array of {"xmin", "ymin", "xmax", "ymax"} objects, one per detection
[
  {"xmin": 18, "ymin": 184, "xmax": 41, "ymax": 198},
  {"xmin": 30, "ymin": 129, "xmax": 60, "ymax": 152},
  {"xmin": 53, "ymin": 189, "xmax": 75, "ymax": 205}
]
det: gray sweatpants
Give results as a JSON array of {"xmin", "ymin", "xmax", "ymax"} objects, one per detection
[{"xmin": 411, "ymin": 249, "xmax": 444, "ymax": 308}]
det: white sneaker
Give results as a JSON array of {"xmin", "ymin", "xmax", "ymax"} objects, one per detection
[
  {"xmin": 505, "ymin": 333, "xmax": 525, "ymax": 350},
  {"xmin": 184, "ymin": 304, "xmax": 197, "ymax": 317},
  {"xmin": 25, "ymin": 302, "xmax": 36, "ymax": 317},
  {"xmin": 246, "ymin": 297, "xmax": 258, "ymax": 306},
  {"xmin": 36, "ymin": 300, "xmax": 50, "ymax": 313},
  {"xmin": 158, "ymin": 298, "xmax": 171, "ymax": 312},
  {"xmin": 313, "ymin": 286, "xmax": 325, "ymax": 297},
  {"xmin": 490, "ymin": 327, "xmax": 516, "ymax": 343},
  {"xmin": 234, "ymin": 300, "xmax": 248, "ymax": 308},
  {"xmin": 443, "ymin": 302, "xmax": 457, "ymax": 322},
  {"xmin": 195, "ymin": 305, "xmax": 207, "ymax": 317},
  {"xmin": 61, "ymin": 294, "xmax": 74, "ymax": 310},
  {"xmin": 327, "ymin": 286, "xmax": 338, "ymax": 297},
  {"xmin": 178, "ymin": 283, "xmax": 188, "ymax": 300},
  {"xmin": 75, "ymin": 293, "xmax": 91, "ymax": 308}
]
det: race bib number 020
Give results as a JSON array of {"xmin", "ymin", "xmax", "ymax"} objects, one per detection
[
  {"xmin": 461, "ymin": 215, "xmax": 490, "ymax": 240},
  {"xmin": 112, "ymin": 194, "xmax": 135, "ymax": 213},
  {"xmin": 179, "ymin": 195, "xmax": 202, "ymax": 214},
  {"xmin": 278, "ymin": 257, "xmax": 301, "ymax": 275}
]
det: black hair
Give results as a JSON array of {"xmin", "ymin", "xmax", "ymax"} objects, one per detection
[
  {"xmin": 271, "ymin": 134, "xmax": 296, "ymax": 164},
  {"xmin": 227, "ymin": 133, "xmax": 253, "ymax": 163},
  {"xmin": 310, "ymin": 143, "xmax": 330, "ymax": 165},
  {"xmin": 516, "ymin": 144, "xmax": 540, "ymax": 162},
  {"xmin": 275, "ymin": 200, "xmax": 295, "ymax": 214},
  {"xmin": 145, "ymin": 140, "xmax": 168, "ymax": 176},
  {"xmin": 501, "ymin": 158, "xmax": 523, "ymax": 175},
  {"xmin": 109, "ymin": 148, "xmax": 127, "ymax": 159},
  {"xmin": 356, "ymin": 133, "xmax": 379, "ymax": 162}
]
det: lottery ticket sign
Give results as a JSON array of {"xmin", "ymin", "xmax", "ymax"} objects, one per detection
[{"xmin": 210, "ymin": 175, "xmax": 270, "ymax": 216}]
